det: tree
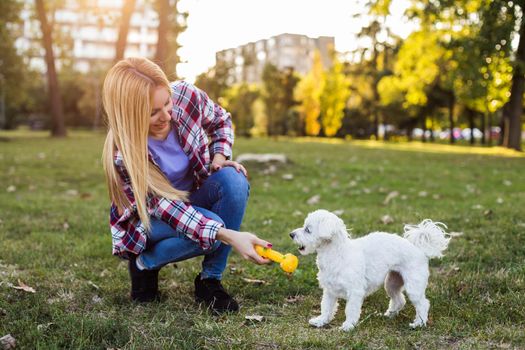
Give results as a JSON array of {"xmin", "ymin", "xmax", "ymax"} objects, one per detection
[
  {"xmin": 222, "ymin": 83, "xmax": 259, "ymax": 136},
  {"xmin": 154, "ymin": 0, "xmax": 187, "ymax": 79},
  {"xmin": 115, "ymin": 0, "xmax": 136, "ymax": 62},
  {"xmin": 295, "ymin": 51, "xmax": 324, "ymax": 136},
  {"xmin": 0, "ymin": 0, "xmax": 32, "ymax": 129},
  {"xmin": 320, "ymin": 54, "xmax": 350, "ymax": 136},
  {"xmin": 35, "ymin": 0, "xmax": 66, "ymax": 137}
]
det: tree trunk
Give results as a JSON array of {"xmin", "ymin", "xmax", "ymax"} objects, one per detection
[
  {"xmin": 449, "ymin": 94, "xmax": 455, "ymax": 144},
  {"xmin": 481, "ymin": 112, "xmax": 486, "ymax": 145},
  {"xmin": 468, "ymin": 109, "xmax": 475, "ymax": 145},
  {"xmin": 154, "ymin": 0, "xmax": 169, "ymax": 72},
  {"xmin": 421, "ymin": 114, "xmax": 427, "ymax": 142},
  {"xmin": 503, "ymin": 13, "xmax": 525, "ymax": 151},
  {"xmin": 115, "ymin": 0, "xmax": 136, "ymax": 62},
  {"xmin": 35, "ymin": 0, "xmax": 66, "ymax": 137},
  {"xmin": 488, "ymin": 112, "xmax": 493, "ymax": 147}
]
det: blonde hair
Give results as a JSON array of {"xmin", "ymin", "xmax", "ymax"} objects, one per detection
[{"xmin": 102, "ymin": 57, "xmax": 188, "ymax": 231}]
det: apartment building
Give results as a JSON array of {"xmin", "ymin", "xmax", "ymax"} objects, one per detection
[
  {"xmin": 215, "ymin": 33, "xmax": 335, "ymax": 84},
  {"xmin": 15, "ymin": 0, "xmax": 158, "ymax": 72}
]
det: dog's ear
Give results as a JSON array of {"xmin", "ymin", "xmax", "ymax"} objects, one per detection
[{"xmin": 318, "ymin": 215, "xmax": 347, "ymax": 240}]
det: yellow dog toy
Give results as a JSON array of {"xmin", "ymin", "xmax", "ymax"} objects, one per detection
[{"xmin": 255, "ymin": 246, "xmax": 299, "ymax": 273}]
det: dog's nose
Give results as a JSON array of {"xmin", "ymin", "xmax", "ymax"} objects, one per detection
[{"xmin": 289, "ymin": 232, "xmax": 296, "ymax": 239}]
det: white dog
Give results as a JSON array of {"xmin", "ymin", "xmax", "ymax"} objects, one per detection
[{"xmin": 290, "ymin": 209, "xmax": 450, "ymax": 331}]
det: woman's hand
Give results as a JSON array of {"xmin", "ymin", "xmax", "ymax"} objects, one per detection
[
  {"xmin": 211, "ymin": 154, "xmax": 247, "ymax": 177},
  {"xmin": 216, "ymin": 228, "xmax": 272, "ymax": 264}
]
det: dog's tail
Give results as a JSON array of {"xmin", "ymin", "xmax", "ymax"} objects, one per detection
[{"xmin": 403, "ymin": 219, "xmax": 450, "ymax": 259}]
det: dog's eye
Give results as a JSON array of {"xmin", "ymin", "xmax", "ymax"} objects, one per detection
[{"xmin": 304, "ymin": 227, "xmax": 310, "ymax": 233}]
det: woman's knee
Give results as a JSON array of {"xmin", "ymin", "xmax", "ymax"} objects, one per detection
[{"xmin": 216, "ymin": 166, "xmax": 250, "ymax": 199}]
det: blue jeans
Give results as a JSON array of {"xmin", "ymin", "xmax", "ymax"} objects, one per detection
[{"xmin": 138, "ymin": 167, "xmax": 250, "ymax": 280}]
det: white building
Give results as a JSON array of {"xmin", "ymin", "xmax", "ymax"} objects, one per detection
[
  {"xmin": 15, "ymin": 0, "xmax": 159, "ymax": 73},
  {"xmin": 216, "ymin": 33, "xmax": 335, "ymax": 84}
]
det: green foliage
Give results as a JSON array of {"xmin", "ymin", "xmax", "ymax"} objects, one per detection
[
  {"xmin": 222, "ymin": 83, "xmax": 260, "ymax": 137},
  {"xmin": 262, "ymin": 64, "xmax": 300, "ymax": 136},
  {"xmin": 0, "ymin": 0, "xmax": 35, "ymax": 129}
]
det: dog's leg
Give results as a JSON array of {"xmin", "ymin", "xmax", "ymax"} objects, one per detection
[
  {"xmin": 403, "ymin": 272, "xmax": 430, "ymax": 328},
  {"xmin": 340, "ymin": 292, "xmax": 365, "ymax": 331},
  {"xmin": 309, "ymin": 289, "xmax": 338, "ymax": 328},
  {"xmin": 384, "ymin": 271, "xmax": 406, "ymax": 318}
]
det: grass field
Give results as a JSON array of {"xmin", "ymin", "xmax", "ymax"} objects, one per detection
[{"xmin": 0, "ymin": 131, "xmax": 524, "ymax": 349}]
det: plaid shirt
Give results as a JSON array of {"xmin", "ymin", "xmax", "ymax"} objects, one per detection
[{"xmin": 109, "ymin": 81, "xmax": 234, "ymax": 257}]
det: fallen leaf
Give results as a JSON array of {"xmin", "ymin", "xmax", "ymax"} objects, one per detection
[
  {"xmin": 6, "ymin": 186, "xmax": 16, "ymax": 193},
  {"xmin": 418, "ymin": 191, "xmax": 428, "ymax": 197},
  {"xmin": 37, "ymin": 322, "xmax": 53, "ymax": 332},
  {"xmin": 448, "ymin": 231, "xmax": 464, "ymax": 237},
  {"xmin": 37, "ymin": 152, "xmax": 46, "ymax": 159},
  {"xmin": 242, "ymin": 278, "xmax": 267, "ymax": 285},
  {"xmin": 285, "ymin": 295, "xmax": 305, "ymax": 303},
  {"xmin": 503, "ymin": 180, "xmax": 512, "ymax": 186},
  {"xmin": 63, "ymin": 222, "xmax": 70, "ymax": 231},
  {"xmin": 307, "ymin": 195, "xmax": 320, "ymax": 205},
  {"xmin": 13, "ymin": 280, "xmax": 36, "ymax": 293},
  {"xmin": 281, "ymin": 174, "xmax": 294, "ymax": 180},
  {"xmin": 245, "ymin": 315, "xmax": 264, "ymax": 322},
  {"xmin": 382, "ymin": 191, "xmax": 399, "ymax": 205},
  {"xmin": 432, "ymin": 194, "xmax": 441, "ymax": 200},
  {"xmin": 472, "ymin": 204, "xmax": 483, "ymax": 210},
  {"xmin": 0, "ymin": 334, "xmax": 16, "ymax": 349},
  {"xmin": 263, "ymin": 219, "xmax": 272, "ymax": 226},
  {"xmin": 381, "ymin": 215, "xmax": 394, "ymax": 225},
  {"xmin": 363, "ymin": 188, "xmax": 371, "ymax": 194},
  {"xmin": 92, "ymin": 295, "xmax": 102, "ymax": 304},
  {"xmin": 292, "ymin": 210, "xmax": 303, "ymax": 217},
  {"xmin": 88, "ymin": 281, "xmax": 100, "ymax": 290},
  {"xmin": 80, "ymin": 192, "xmax": 93, "ymax": 200},
  {"xmin": 483, "ymin": 209, "xmax": 493, "ymax": 217},
  {"xmin": 333, "ymin": 209, "xmax": 344, "ymax": 216},
  {"xmin": 65, "ymin": 189, "xmax": 78, "ymax": 196},
  {"xmin": 348, "ymin": 180, "xmax": 357, "ymax": 187},
  {"xmin": 496, "ymin": 197, "xmax": 504, "ymax": 204}
]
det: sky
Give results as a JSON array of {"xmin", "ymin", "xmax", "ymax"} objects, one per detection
[{"xmin": 177, "ymin": 0, "xmax": 418, "ymax": 82}]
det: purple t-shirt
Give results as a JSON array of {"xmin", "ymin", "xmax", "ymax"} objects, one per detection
[{"xmin": 148, "ymin": 129, "xmax": 194, "ymax": 191}]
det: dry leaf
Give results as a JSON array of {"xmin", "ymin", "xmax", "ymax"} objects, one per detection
[
  {"xmin": 448, "ymin": 232, "xmax": 464, "ymax": 237},
  {"xmin": 363, "ymin": 188, "xmax": 371, "ymax": 194},
  {"xmin": 88, "ymin": 281, "xmax": 100, "ymax": 290},
  {"xmin": 281, "ymin": 174, "xmax": 294, "ymax": 180},
  {"xmin": 285, "ymin": 295, "xmax": 305, "ymax": 303},
  {"xmin": 483, "ymin": 209, "xmax": 493, "ymax": 217},
  {"xmin": 80, "ymin": 192, "xmax": 93, "ymax": 200},
  {"xmin": 292, "ymin": 210, "xmax": 303, "ymax": 217},
  {"xmin": 245, "ymin": 315, "xmax": 264, "ymax": 322},
  {"xmin": 37, "ymin": 322, "xmax": 53, "ymax": 332},
  {"xmin": 496, "ymin": 197, "xmax": 504, "ymax": 204},
  {"xmin": 381, "ymin": 215, "xmax": 394, "ymax": 225},
  {"xmin": 503, "ymin": 180, "xmax": 512, "ymax": 186},
  {"xmin": 6, "ymin": 186, "xmax": 16, "ymax": 193},
  {"xmin": 348, "ymin": 180, "xmax": 357, "ymax": 187},
  {"xmin": 0, "ymin": 334, "xmax": 16, "ymax": 350},
  {"xmin": 37, "ymin": 152, "xmax": 46, "ymax": 159},
  {"xmin": 333, "ymin": 209, "xmax": 344, "ymax": 216},
  {"xmin": 307, "ymin": 195, "xmax": 320, "ymax": 205},
  {"xmin": 65, "ymin": 189, "xmax": 78, "ymax": 196},
  {"xmin": 263, "ymin": 219, "xmax": 272, "ymax": 226},
  {"xmin": 92, "ymin": 295, "xmax": 102, "ymax": 304},
  {"xmin": 242, "ymin": 278, "xmax": 267, "ymax": 285},
  {"xmin": 13, "ymin": 279, "xmax": 36, "ymax": 293},
  {"xmin": 418, "ymin": 191, "xmax": 428, "ymax": 197},
  {"xmin": 63, "ymin": 222, "xmax": 70, "ymax": 231},
  {"xmin": 382, "ymin": 191, "xmax": 399, "ymax": 205},
  {"xmin": 432, "ymin": 194, "xmax": 441, "ymax": 200}
]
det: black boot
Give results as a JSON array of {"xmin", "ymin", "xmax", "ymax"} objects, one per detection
[
  {"xmin": 128, "ymin": 255, "xmax": 161, "ymax": 302},
  {"xmin": 194, "ymin": 274, "xmax": 239, "ymax": 314}
]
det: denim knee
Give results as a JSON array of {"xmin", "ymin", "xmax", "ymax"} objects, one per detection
[{"xmin": 217, "ymin": 167, "xmax": 250, "ymax": 200}]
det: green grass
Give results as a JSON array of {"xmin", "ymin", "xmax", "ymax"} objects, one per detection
[{"xmin": 1, "ymin": 131, "xmax": 524, "ymax": 349}]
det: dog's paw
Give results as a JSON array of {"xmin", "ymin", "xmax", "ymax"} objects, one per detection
[
  {"xmin": 309, "ymin": 316, "xmax": 329, "ymax": 328},
  {"xmin": 339, "ymin": 321, "xmax": 356, "ymax": 332},
  {"xmin": 384, "ymin": 310, "xmax": 399, "ymax": 318},
  {"xmin": 409, "ymin": 320, "xmax": 426, "ymax": 329}
]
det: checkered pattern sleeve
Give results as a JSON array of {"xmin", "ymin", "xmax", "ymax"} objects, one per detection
[
  {"xmin": 150, "ymin": 196, "xmax": 224, "ymax": 250},
  {"xmin": 195, "ymin": 84, "xmax": 234, "ymax": 159}
]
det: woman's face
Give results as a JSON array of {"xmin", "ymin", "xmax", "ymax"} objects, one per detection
[{"xmin": 149, "ymin": 86, "xmax": 173, "ymax": 137}]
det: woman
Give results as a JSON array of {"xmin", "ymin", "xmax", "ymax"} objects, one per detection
[{"xmin": 102, "ymin": 57, "xmax": 271, "ymax": 314}]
